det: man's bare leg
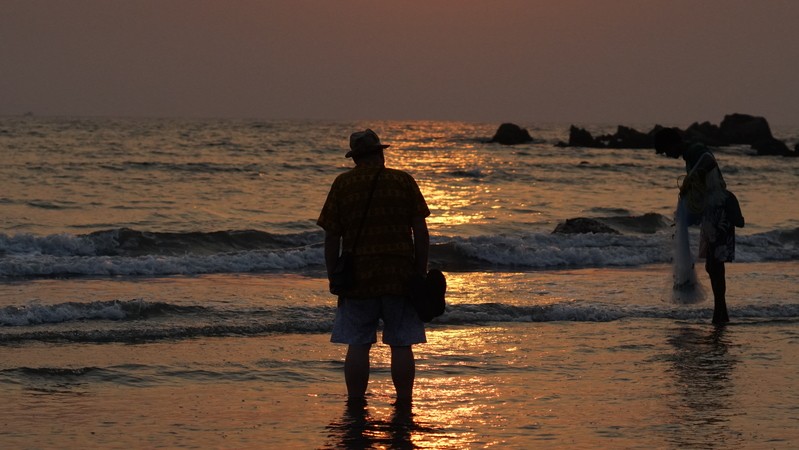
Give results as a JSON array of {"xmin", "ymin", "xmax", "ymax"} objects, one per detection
[
  {"xmin": 707, "ymin": 258, "xmax": 729, "ymax": 324},
  {"xmin": 345, "ymin": 344, "xmax": 371, "ymax": 399},
  {"xmin": 391, "ymin": 346, "xmax": 415, "ymax": 402}
]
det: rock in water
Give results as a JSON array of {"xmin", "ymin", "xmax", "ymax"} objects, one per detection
[
  {"xmin": 552, "ymin": 218, "xmax": 620, "ymax": 234},
  {"xmin": 719, "ymin": 113, "xmax": 774, "ymax": 145},
  {"xmin": 489, "ymin": 123, "xmax": 534, "ymax": 145},
  {"xmin": 567, "ymin": 126, "xmax": 601, "ymax": 148}
]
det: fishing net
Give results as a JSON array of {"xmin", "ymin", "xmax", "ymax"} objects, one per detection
[{"xmin": 672, "ymin": 196, "xmax": 705, "ymax": 304}]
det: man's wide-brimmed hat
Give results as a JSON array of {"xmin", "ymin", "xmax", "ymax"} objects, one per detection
[{"xmin": 346, "ymin": 129, "xmax": 390, "ymax": 158}]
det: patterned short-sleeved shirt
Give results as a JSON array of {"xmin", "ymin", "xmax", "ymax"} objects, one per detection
[{"xmin": 317, "ymin": 166, "xmax": 430, "ymax": 298}]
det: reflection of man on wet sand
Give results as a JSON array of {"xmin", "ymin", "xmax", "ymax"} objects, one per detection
[
  {"xmin": 324, "ymin": 400, "xmax": 417, "ymax": 449},
  {"xmin": 665, "ymin": 326, "xmax": 737, "ymax": 447}
]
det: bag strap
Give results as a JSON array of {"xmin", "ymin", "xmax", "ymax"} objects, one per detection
[{"xmin": 350, "ymin": 167, "xmax": 383, "ymax": 253}]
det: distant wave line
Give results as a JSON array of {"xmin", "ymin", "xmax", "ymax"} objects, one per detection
[
  {"xmin": 0, "ymin": 226, "xmax": 797, "ymax": 278},
  {"xmin": 2, "ymin": 300, "xmax": 798, "ymax": 344}
]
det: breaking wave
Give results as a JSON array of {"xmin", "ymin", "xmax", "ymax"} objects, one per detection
[
  {"xmin": 0, "ymin": 226, "xmax": 796, "ymax": 277},
  {"xmin": 1, "ymin": 299, "xmax": 797, "ymax": 344}
]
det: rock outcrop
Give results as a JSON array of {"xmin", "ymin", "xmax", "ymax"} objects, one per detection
[
  {"xmin": 558, "ymin": 113, "xmax": 797, "ymax": 156},
  {"xmin": 489, "ymin": 123, "xmax": 534, "ymax": 145},
  {"xmin": 552, "ymin": 218, "xmax": 620, "ymax": 235},
  {"xmin": 567, "ymin": 125, "xmax": 597, "ymax": 147}
]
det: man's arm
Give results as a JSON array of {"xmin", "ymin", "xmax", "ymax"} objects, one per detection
[
  {"xmin": 324, "ymin": 231, "xmax": 341, "ymax": 280},
  {"xmin": 410, "ymin": 216, "xmax": 429, "ymax": 276}
]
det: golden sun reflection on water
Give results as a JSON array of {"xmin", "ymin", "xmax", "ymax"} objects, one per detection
[
  {"xmin": 423, "ymin": 183, "xmax": 487, "ymax": 228},
  {"xmin": 390, "ymin": 140, "xmax": 495, "ymax": 231},
  {"xmin": 360, "ymin": 327, "xmax": 506, "ymax": 448},
  {"xmin": 414, "ymin": 328, "xmax": 507, "ymax": 448},
  {"xmin": 440, "ymin": 271, "xmax": 570, "ymax": 307}
]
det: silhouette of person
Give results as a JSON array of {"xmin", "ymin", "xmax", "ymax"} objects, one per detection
[
  {"xmin": 318, "ymin": 129, "xmax": 430, "ymax": 402},
  {"xmin": 655, "ymin": 128, "xmax": 744, "ymax": 324}
]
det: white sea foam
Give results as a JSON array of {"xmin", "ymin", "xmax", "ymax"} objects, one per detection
[
  {"xmin": 0, "ymin": 301, "xmax": 130, "ymax": 326},
  {"xmin": 0, "ymin": 247, "xmax": 324, "ymax": 277},
  {"xmin": 3, "ymin": 299, "xmax": 798, "ymax": 342},
  {"xmin": 0, "ymin": 229, "xmax": 796, "ymax": 277},
  {"xmin": 450, "ymin": 233, "xmax": 668, "ymax": 268}
]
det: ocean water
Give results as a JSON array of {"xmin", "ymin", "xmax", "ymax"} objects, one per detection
[{"xmin": 0, "ymin": 117, "xmax": 797, "ymax": 448}]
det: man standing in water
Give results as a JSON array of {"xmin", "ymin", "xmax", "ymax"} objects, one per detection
[
  {"xmin": 318, "ymin": 129, "xmax": 430, "ymax": 403},
  {"xmin": 654, "ymin": 128, "xmax": 744, "ymax": 324}
]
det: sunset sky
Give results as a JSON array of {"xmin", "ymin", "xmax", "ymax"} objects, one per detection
[{"xmin": 2, "ymin": 1, "xmax": 797, "ymax": 125}]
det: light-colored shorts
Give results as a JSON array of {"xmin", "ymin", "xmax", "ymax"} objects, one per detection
[{"xmin": 331, "ymin": 295, "xmax": 426, "ymax": 346}]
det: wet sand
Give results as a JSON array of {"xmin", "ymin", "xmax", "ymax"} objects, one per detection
[{"xmin": 2, "ymin": 265, "xmax": 797, "ymax": 449}]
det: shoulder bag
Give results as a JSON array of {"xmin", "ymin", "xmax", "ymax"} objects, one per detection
[{"xmin": 329, "ymin": 168, "xmax": 383, "ymax": 296}]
